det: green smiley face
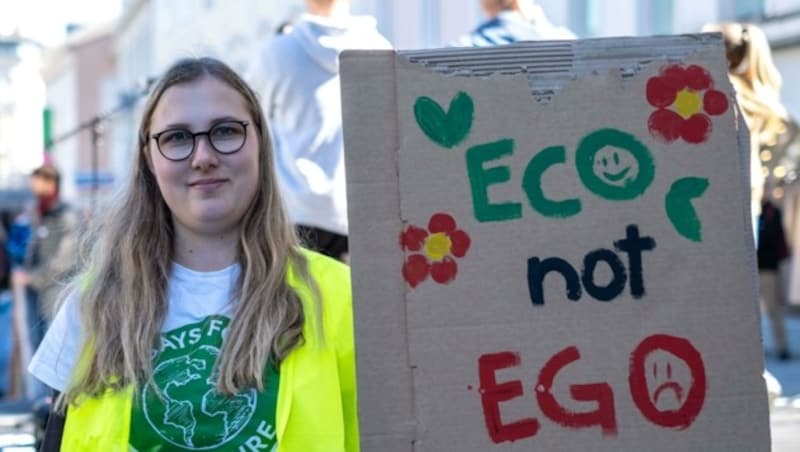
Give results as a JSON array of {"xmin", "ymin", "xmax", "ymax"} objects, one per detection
[
  {"xmin": 594, "ymin": 146, "xmax": 638, "ymax": 187},
  {"xmin": 576, "ymin": 128, "xmax": 655, "ymax": 201}
]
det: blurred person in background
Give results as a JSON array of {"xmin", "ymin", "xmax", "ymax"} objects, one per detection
[
  {"xmin": 0, "ymin": 212, "xmax": 12, "ymax": 400},
  {"xmin": 452, "ymin": 0, "xmax": 575, "ymax": 47},
  {"xmin": 758, "ymin": 180, "xmax": 791, "ymax": 361},
  {"xmin": 275, "ymin": 19, "xmax": 295, "ymax": 36},
  {"xmin": 13, "ymin": 163, "xmax": 79, "ymax": 326},
  {"xmin": 3, "ymin": 207, "xmax": 31, "ymax": 400},
  {"xmin": 703, "ymin": 22, "xmax": 795, "ymax": 400},
  {"xmin": 703, "ymin": 23, "xmax": 791, "ymax": 232},
  {"xmin": 5, "ymin": 205, "xmax": 32, "ymax": 269},
  {"xmin": 11, "ymin": 163, "xmax": 79, "ymax": 402},
  {"xmin": 247, "ymin": 0, "xmax": 391, "ymax": 262}
]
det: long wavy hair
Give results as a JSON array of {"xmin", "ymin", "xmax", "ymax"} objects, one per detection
[
  {"xmin": 704, "ymin": 22, "xmax": 789, "ymax": 147},
  {"xmin": 59, "ymin": 57, "xmax": 318, "ymax": 408}
]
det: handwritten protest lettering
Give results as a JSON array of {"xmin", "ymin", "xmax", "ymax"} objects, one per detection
[
  {"xmin": 536, "ymin": 346, "xmax": 618, "ymax": 436},
  {"xmin": 413, "ymin": 91, "xmax": 711, "ymax": 243},
  {"xmin": 478, "ymin": 352, "xmax": 540, "ymax": 443},
  {"xmin": 477, "ymin": 334, "xmax": 707, "ymax": 444},
  {"xmin": 465, "ymin": 128, "xmax": 656, "ymax": 222},
  {"xmin": 527, "ymin": 225, "xmax": 656, "ymax": 305}
]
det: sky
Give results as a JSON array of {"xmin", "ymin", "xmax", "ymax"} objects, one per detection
[{"xmin": 0, "ymin": 0, "xmax": 122, "ymax": 47}]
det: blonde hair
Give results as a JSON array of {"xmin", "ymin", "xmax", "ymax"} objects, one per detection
[
  {"xmin": 705, "ymin": 22, "xmax": 789, "ymax": 147},
  {"xmin": 59, "ymin": 57, "xmax": 318, "ymax": 408}
]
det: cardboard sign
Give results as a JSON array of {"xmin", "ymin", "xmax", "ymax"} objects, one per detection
[{"xmin": 341, "ymin": 34, "xmax": 770, "ymax": 452}]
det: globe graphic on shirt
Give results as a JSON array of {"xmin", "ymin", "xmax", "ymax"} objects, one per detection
[{"xmin": 142, "ymin": 345, "xmax": 257, "ymax": 449}]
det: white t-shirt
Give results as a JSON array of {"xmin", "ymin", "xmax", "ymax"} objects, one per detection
[{"xmin": 29, "ymin": 262, "xmax": 241, "ymax": 392}]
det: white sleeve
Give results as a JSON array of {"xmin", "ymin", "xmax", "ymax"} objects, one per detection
[{"xmin": 28, "ymin": 289, "xmax": 83, "ymax": 392}]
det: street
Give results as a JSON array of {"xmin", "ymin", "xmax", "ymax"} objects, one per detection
[
  {"xmin": 0, "ymin": 400, "xmax": 34, "ymax": 451},
  {"xmin": 764, "ymin": 310, "xmax": 800, "ymax": 451}
]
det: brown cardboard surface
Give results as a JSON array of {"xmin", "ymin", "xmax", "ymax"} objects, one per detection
[{"xmin": 341, "ymin": 34, "xmax": 769, "ymax": 452}]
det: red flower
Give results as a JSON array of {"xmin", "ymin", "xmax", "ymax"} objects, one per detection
[
  {"xmin": 646, "ymin": 64, "xmax": 729, "ymax": 144},
  {"xmin": 399, "ymin": 213, "xmax": 471, "ymax": 288}
]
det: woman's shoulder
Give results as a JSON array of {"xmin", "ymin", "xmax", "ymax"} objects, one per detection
[
  {"xmin": 297, "ymin": 248, "xmax": 350, "ymax": 284},
  {"xmin": 294, "ymin": 247, "xmax": 352, "ymax": 318}
]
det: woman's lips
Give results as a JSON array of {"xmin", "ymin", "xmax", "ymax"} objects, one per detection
[{"xmin": 188, "ymin": 178, "xmax": 227, "ymax": 189}]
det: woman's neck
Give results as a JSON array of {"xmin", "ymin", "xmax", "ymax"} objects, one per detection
[{"xmin": 172, "ymin": 223, "xmax": 240, "ymax": 272}]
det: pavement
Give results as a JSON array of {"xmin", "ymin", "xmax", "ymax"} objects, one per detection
[
  {"xmin": 763, "ymin": 309, "xmax": 800, "ymax": 452},
  {"xmin": 0, "ymin": 312, "xmax": 798, "ymax": 451},
  {"xmin": 0, "ymin": 400, "xmax": 35, "ymax": 452}
]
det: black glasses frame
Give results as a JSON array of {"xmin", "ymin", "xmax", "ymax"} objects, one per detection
[{"xmin": 151, "ymin": 120, "xmax": 250, "ymax": 162}]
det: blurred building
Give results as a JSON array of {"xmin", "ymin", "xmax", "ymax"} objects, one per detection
[
  {"xmin": 0, "ymin": 35, "xmax": 45, "ymax": 204},
  {"xmin": 350, "ymin": 0, "xmax": 573, "ymax": 49},
  {"xmin": 357, "ymin": 0, "xmax": 800, "ymax": 183},
  {"xmin": 41, "ymin": 23, "xmax": 117, "ymax": 208},
  {"xmin": 30, "ymin": 0, "xmax": 800, "ymax": 210}
]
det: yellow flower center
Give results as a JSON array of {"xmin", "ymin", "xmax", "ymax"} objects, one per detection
[
  {"xmin": 673, "ymin": 88, "xmax": 702, "ymax": 119},
  {"xmin": 424, "ymin": 232, "xmax": 452, "ymax": 261}
]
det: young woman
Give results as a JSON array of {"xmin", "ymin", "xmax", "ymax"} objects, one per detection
[{"xmin": 29, "ymin": 57, "xmax": 358, "ymax": 451}]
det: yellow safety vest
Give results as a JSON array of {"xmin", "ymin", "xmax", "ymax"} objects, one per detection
[{"xmin": 60, "ymin": 249, "xmax": 359, "ymax": 451}]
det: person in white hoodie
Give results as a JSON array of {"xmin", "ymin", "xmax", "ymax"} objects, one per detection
[
  {"xmin": 248, "ymin": 0, "xmax": 391, "ymax": 261},
  {"xmin": 453, "ymin": 0, "xmax": 575, "ymax": 47}
]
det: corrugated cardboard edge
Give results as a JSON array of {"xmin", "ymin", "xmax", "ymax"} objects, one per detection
[
  {"xmin": 341, "ymin": 49, "xmax": 417, "ymax": 451},
  {"xmin": 736, "ymin": 103, "xmax": 773, "ymax": 437},
  {"xmin": 400, "ymin": 33, "xmax": 726, "ymax": 103}
]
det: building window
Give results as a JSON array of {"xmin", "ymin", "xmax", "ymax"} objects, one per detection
[
  {"xmin": 420, "ymin": 0, "xmax": 440, "ymax": 47},
  {"xmin": 570, "ymin": 0, "xmax": 601, "ymax": 37},
  {"xmin": 719, "ymin": 0, "xmax": 764, "ymax": 20},
  {"xmin": 638, "ymin": 0, "xmax": 673, "ymax": 36},
  {"xmin": 734, "ymin": 0, "xmax": 763, "ymax": 18},
  {"xmin": 365, "ymin": 0, "xmax": 393, "ymax": 45}
]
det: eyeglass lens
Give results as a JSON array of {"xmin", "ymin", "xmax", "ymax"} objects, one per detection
[{"xmin": 157, "ymin": 121, "xmax": 246, "ymax": 160}]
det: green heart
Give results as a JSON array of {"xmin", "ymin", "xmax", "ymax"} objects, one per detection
[{"xmin": 414, "ymin": 91, "xmax": 474, "ymax": 148}]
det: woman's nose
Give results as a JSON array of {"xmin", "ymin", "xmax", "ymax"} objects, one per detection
[{"xmin": 191, "ymin": 135, "xmax": 219, "ymax": 170}]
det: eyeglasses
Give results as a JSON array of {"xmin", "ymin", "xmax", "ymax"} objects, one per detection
[{"xmin": 151, "ymin": 120, "xmax": 249, "ymax": 161}]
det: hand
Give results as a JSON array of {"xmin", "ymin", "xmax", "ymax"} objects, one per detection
[{"xmin": 11, "ymin": 269, "xmax": 30, "ymax": 287}]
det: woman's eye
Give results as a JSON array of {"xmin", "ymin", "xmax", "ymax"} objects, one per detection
[
  {"xmin": 212, "ymin": 123, "xmax": 244, "ymax": 137},
  {"xmin": 163, "ymin": 130, "xmax": 191, "ymax": 143}
]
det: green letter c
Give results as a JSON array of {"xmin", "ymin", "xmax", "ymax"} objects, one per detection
[{"xmin": 522, "ymin": 145, "xmax": 582, "ymax": 218}]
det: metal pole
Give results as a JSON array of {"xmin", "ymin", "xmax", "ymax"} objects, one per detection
[{"xmin": 90, "ymin": 118, "xmax": 100, "ymax": 211}]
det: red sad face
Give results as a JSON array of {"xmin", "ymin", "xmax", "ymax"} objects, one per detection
[
  {"xmin": 628, "ymin": 334, "xmax": 707, "ymax": 430},
  {"xmin": 644, "ymin": 350, "xmax": 692, "ymax": 412}
]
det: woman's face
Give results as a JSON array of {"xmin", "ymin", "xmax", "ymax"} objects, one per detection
[{"xmin": 148, "ymin": 76, "xmax": 260, "ymax": 236}]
